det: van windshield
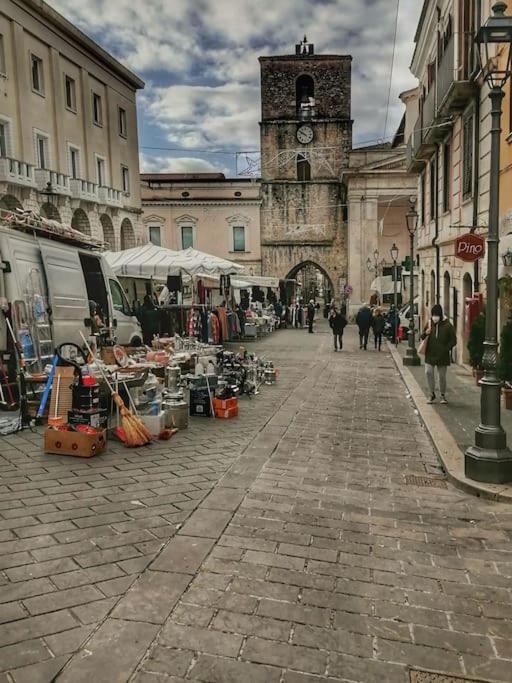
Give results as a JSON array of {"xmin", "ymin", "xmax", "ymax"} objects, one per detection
[{"xmin": 110, "ymin": 279, "xmax": 132, "ymax": 316}]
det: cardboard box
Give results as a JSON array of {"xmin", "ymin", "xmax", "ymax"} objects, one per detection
[
  {"xmin": 68, "ymin": 409, "xmax": 108, "ymax": 430},
  {"xmin": 141, "ymin": 411, "xmax": 166, "ymax": 436},
  {"xmin": 44, "ymin": 428, "xmax": 106, "ymax": 458}
]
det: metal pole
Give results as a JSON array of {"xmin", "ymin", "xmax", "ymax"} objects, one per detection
[
  {"xmin": 403, "ymin": 232, "xmax": 420, "ymax": 366},
  {"xmin": 393, "ymin": 259, "xmax": 398, "ymax": 346},
  {"xmin": 465, "ymin": 86, "xmax": 512, "ymax": 483}
]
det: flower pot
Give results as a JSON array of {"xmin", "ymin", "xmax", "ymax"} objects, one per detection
[
  {"xmin": 473, "ymin": 369, "xmax": 484, "ymax": 385},
  {"xmin": 503, "ymin": 388, "xmax": 512, "ymax": 410}
]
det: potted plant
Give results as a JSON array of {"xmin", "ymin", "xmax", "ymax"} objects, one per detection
[
  {"xmin": 467, "ymin": 312, "xmax": 486, "ymax": 385},
  {"xmin": 498, "ymin": 319, "xmax": 512, "ymax": 409}
]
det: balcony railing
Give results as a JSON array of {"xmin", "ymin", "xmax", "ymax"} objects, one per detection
[
  {"xmin": 437, "ymin": 34, "xmax": 475, "ymax": 115},
  {"xmin": 0, "ymin": 157, "xmax": 36, "ymax": 188},
  {"xmin": 98, "ymin": 185, "xmax": 123, "ymax": 208},
  {"xmin": 69, "ymin": 178, "xmax": 99, "ymax": 202},
  {"xmin": 34, "ymin": 168, "xmax": 71, "ymax": 196}
]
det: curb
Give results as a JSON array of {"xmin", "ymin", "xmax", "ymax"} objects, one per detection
[{"xmin": 388, "ymin": 342, "xmax": 512, "ymax": 504}]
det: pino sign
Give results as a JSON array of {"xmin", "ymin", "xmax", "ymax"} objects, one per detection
[{"xmin": 455, "ymin": 233, "xmax": 485, "ymax": 262}]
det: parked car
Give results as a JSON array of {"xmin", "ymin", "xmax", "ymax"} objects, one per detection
[{"xmin": 399, "ymin": 298, "xmax": 420, "ymax": 334}]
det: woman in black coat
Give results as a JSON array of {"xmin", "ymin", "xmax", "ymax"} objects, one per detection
[{"xmin": 328, "ymin": 307, "xmax": 348, "ymax": 352}]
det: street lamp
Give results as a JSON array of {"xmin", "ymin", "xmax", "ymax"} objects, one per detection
[
  {"xmin": 403, "ymin": 203, "xmax": 420, "ymax": 366},
  {"xmin": 390, "ymin": 243, "xmax": 399, "ymax": 345},
  {"xmin": 367, "ymin": 250, "xmax": 385, "ymax": 305},
  {"xmin": 39, "ymin": 181, "xmax": 59, "ymax": 208},
  {"xmin": 465, "ymin": 1, "xmax": 512, "ymax": 483}
]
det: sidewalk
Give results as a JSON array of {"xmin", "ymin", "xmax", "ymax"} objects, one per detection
[{"xmin": 390, "ymin": 340, "xmax": 512, "ymax": 501}]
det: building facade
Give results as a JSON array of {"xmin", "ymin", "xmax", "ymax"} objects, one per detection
[
  {"xmin": 0, "ymin": 0, "xmax": 144, "ymax": 249},
  {"xmin": 258, "ymin": 38, "xmax": 352, "ymax": 296},
  {"xmin": 141, "ymin": 173, "xmax": 262, "ymax": 274},
  {"xmin": 406, "ymin": 0, "xmax": 491, "ymax": 364}
]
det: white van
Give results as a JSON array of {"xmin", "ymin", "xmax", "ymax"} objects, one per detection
[{"xmin": 0, "ymin": 224, "xmax": 142, "ymax": 352}]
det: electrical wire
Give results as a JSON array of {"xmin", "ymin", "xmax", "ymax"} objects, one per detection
[{"xmin": 383, "ymin": 0, "xmax": 400, "ymax": 141}]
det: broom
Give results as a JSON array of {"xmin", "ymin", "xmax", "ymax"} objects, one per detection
[{"xmin": 79, "ymin": 332, "xmax": 152, "ymax": 447}]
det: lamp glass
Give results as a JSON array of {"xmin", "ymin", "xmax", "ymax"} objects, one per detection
[
  {"xmin": 390, "ymin": 244, "xmax": 399, "ymax": 262},
  {"xmin": 406, "ymin": 208, "xmax": 418, "ymax": 237},
  {"xmin": 476, "ymin": 2, "xmax": 512, "ymax": 89}
]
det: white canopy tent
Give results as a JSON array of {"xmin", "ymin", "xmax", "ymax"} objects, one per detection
[{"xmin": 104, "ymin": 244, "xmax": 244, "ymax": 279}]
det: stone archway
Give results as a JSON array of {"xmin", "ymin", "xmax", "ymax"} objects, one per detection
[
  {"xmin": 71, "ymin": 208, "xmax": 91, "ymax": 235},
  {"xmin": 100, "ymin": 214, "xmax": 116, "ymax": 250},
  {"xmin": 40, "ymin": 203, "xmax": 61, "ymax": 222},
  {"xmin": 286, "ymin": 260, "xmax": 335, "ymax": 305},
  {"xmin": 120, "ymin": 217, "xmax": 135, "ymax": 250},
  {"xmin": 0, "ymin": 194, "xmax": 23, "ymax": 211}
]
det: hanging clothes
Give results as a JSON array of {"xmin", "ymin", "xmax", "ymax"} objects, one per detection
[
  {"xmin": 211, "ymin": 312, "xmax": 220, "ymax": 344},
  {"xmin": 197, "ymin": 280, "xmax": 206, "ymax": 305},
  {"xmin": 200, "ymin": 310, "xmax": 209, "ymax": 343},
  {"xmin": 187, "ymin": 308, "xmax": 196, "ymax": 337},
  {"xmin": 217, "ymin": 306, "xmax": 229, "ymax": 341}
]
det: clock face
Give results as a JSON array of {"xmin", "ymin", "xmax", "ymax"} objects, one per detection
[{"xmin": 296, "ymin": 125, "xmax": 314, "ymax": 144}]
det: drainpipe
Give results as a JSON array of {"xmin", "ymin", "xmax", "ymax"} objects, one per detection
[
  {"xmin": 471, "ymin": 0, "xmax": 481, "ymax": 292},
  {"xmin": 433, "ymin": 144, "xmax": 441, "ymax": 304}
]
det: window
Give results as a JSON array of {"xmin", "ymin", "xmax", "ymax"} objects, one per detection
[
  {"xmin": 0, "ymin": 122, "xmax": 7, "ymax": 157},
  {"xmin": 297, "ymin": 154, "xmax": 311, "ymax": 181},
  {"xmin": 463, "ymin": 114, "xmax": 473, "ymax": 198},
  {"xmin": 92, "ymin": 93, "xmax": 103, "ymax": 126},
  {"xmin": 96, "ymin": 156, "xmax": 105, "ymax": 186},
  {"xmin": 420, "ymin": 171, "xmax": 426, "ymax": 226},
  {"xmin": 31, "ymin": 55, "xmax": 44, "ymax": 94},
  {"xmin": 429, "ymin": 159, "xmax": 436, "ymax": 221},
  {"xmin": 118, "ymin": 107, "xmax": 127, "ymax": 137},
  {"xmin": 36, "ymin": 134, "xmax": 49, "ymax": 169},
  {"xmin": 69, "ymin": 146, "xmax": 80, "ymax": 179},
  {"xmin": 233, "ymin": 226, "xmax": 246, "ymax": 252},
  {"xmin": 181, "ymin": 226, "xmax": 193, "ymax": 249},
  {"xmin": 65, "ymin": 76, "xmax": 76, "ymax": 111},
  {"xmin": 149, "ymin": 226, "xmax": 161, "ymax": 246},
  {"xmin": 443, "ymin": 141, "xmax": 451, "ymax": 213},
  {"xmin": 109, "ymin": 279, "xmax": 131, "ymax": 315},
  {"xmin": 0, "ymin": 35, "xmax": 6, "ymax": 75},
  {"xmin": 121, "ymin": 165, "xmax": 129, "ymax": 193}
]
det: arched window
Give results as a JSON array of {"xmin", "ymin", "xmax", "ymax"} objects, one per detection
[
  {"xmin": 100, "ymin": 214, "xmax": 116, "ymax": 250},
  {"xmin": 40, "ymin": 203, "xmax": 61, "ymax": 222},
  {"xmin": 71, "ymin": 208, "xmax": 90, "ymax": 235},
  {"xmin": 296, "ymin": 75, "xmax": 315, "ymax": 118},
  {"xmin": 297, "ymin": 154, "xmax": 311, "ymax": 181},
  {"xmin": 120, "ymin": 217, "xmax": 135, "ymax": 250}
]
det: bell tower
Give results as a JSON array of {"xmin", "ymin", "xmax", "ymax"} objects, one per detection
[{"xmin": 259, "ymin": 39, "xmax": 352, "ymax": 295}]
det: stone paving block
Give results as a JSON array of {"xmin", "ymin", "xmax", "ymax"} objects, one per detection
[
  {"xmin": 0, "ymin": 602, "xmax": 27, "ymax": 624},
  {"xmin": 112, "ymin": 570, "xmax": 190, "ymax": 624},
  {"xmin": 0, "ymin": 610, "xmax": 77, "ymax": 647},
  {"xmin": 200, "ymin": 487, "xmax": 245, "ymax": 511},
  {"xmin": 0, "ymin": 639, "xmax": 51, "ymax": 672},
  {"xmin": 23, "ymin": 585, "xmax": 104, "ymax": 615},
  {"xmin": 329, "ymin": 652, "xmax": 408, "ymax": 683},
  {"xmin": 178, "ymin": 509, "xmax": 232, "ymax": 539},
  {"xmin": 43, "ymin": 625, "xmax": 96, "ymax": 656},
  {"xmin": 190, "ymin": 653, "xmax": 282, "ymax": 683},
  {"xmin": 56, "ymin": 619, "xmax": 159, "ymax": 683},
  {"xmin": 257, "ymin": 599, "xmax": 330, "ymax": 628},
  {"xmin": 70, "ymin": 597, "xmax": 117, "ymax": 625},
  {"xmin": 0, "ymin": 578, "xmax": 55, "ymax": 604},
  {"xmin": 159, "ymin": 622, "xmax": 242, "ymax": 657},
  {"xmin": 242, "ymin": 549, "xmax": 305, "ymax": 571},
  {"xmin": 241, "ymin": 636, "xmax": 328, "ymax": 675},
  {"xmin": 151, "ymin": 536, "xmax": 215, "ymax": 574},
  {"xmin": 142, "ymin": 647, "xmax": 193, "ymax": 677},
  {"xmin": 9, "ymin": 654, "xmax": 70, "ymax": 683},
  {"xmin": 212, "ymin": 609, "xmax": 291, "ymax": 641}
]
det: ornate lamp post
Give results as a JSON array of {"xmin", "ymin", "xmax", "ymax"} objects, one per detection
[
  {"xmin": 366, "ymin": 249, "xmax": 385, "ymax": 305},
  {"xmin": 390, "ymin": 242, "xmax": 399, "ymax": 345},
  {"xmin": 465, "ymin": 1, "xmax": 512, "ymax": 483},
  {"xmin": 403, "ymin": 204, "xmax": 420, "ymax": 366}
]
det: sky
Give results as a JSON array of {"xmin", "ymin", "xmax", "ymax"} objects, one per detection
[{"xmin": 50, "ymin": 0, "xmax": 423, "ymax": 177}]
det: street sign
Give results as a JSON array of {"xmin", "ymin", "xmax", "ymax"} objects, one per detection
[{"xmin": 455, "ymin": 233, "xmax": 486, "ymax": 262}]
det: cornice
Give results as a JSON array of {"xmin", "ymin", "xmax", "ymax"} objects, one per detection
[{"xmin": 142, "ymin": 200, "xmax": 261, "ymax": 208}]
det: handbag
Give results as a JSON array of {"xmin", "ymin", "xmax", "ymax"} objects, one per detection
[{"xmin": 418, "ymin": 335, "xmax": 429, "ymax": 355}]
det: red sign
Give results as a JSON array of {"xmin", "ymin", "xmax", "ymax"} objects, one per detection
[{"xmin": 455, "ymin": 233, "xmax": 485, "ymax": 262}]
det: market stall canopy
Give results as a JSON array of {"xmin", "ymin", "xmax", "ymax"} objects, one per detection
[
  {"xmin": 370, "ymin": 275, "xmax": 402, "ymax": 296},
  {"xmin": 105, "ymin": 244, "xmax": 244, "ymax": 278},
  {"xmin": 240, "ymin": 275, "xmax": 281, "ymax": 288}
]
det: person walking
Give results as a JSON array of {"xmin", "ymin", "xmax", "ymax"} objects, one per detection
[
  {"xmin": 356, "ymin": 303, "xmax": 372, "ymax": 350},
  {"xmin": 306, "ymin": 299, "xmax": 315, "ymax": 334},
  {"xmin": 373, "ymin": 307, "xmax": 386, "ymax": 351},
  {"xmin": 328, "ymin": 306, "xmax": 347, "ymax": 352},
  {"xmin": 421, "ymin": 304, "xmax": 457, "ymax": 404}
]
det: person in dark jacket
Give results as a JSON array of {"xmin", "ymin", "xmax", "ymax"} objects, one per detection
[
  {"xmin": 372, "ymin": 308, "xmax": 386, "ymax": 351},
  {"xmin": 306, "ymin": 300, "xmax": 315, "ymax": 334},
  {"xmin": 356, "ymin": 303, "xmax": 372, "ymax": 350},
  {"xmin": 139, "ymin": 295, "xmax": 160, "ymax": 345},
  {"xmin": 421, "ymin": 304, "xmax": 457, "ymax": 404},
  {"xmin": 328, "ymin": 306, "xmax": 347, "ymax": 351}
]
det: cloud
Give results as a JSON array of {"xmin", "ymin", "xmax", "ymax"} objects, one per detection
[
  {"xmin": 139, "ymin": 153, "xmax": 229, "ymax": 174},
  {"xmin": 49, "ymin": 0, "xmax": 423, "ymax": 170}
]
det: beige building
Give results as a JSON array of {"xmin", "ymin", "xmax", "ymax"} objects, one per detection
[
  {"xmin": 406, "ymin": 0, "xmax": 492, "ymax": 364},
  {"xmin": 0, "ymin": 0, "xmax": 144, "ymax": 248},
  {"xmin": 141, "ymin": 173, "xmax": 262, "ymax": 274}
]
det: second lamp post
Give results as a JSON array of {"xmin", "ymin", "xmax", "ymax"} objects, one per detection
[{"xmin": 403, "ymin": 204, "xmax": 420, "ymax": 367}]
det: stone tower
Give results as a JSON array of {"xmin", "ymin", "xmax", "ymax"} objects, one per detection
[{"xmin": 259, "ymin": 37, "xmax": 352, "ymax": 296}]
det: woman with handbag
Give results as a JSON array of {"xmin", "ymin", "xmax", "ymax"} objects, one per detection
[{"xmin": 420, "ymin": 304, "xmax": 457, "ymax": 405}]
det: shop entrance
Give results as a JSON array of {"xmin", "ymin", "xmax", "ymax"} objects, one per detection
[{"xmin": 286, "ymin": 261, "xmax": 334, "ymax": 305}]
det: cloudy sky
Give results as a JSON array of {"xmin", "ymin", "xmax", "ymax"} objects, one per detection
[{"xmin": 51, "ymin": 0, "xmax": 423, "ymax": 176}]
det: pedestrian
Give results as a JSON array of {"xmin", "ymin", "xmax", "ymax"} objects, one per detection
[
  {"xmin": 373, "ymin": 307, "xmax": 385, "ymax": 351},
  {"xmin": 388, "ymin": 305, "xmax": 399, "ymax": 344},
  {"xmin": 328, "ymin": 306, "xmax": 347, "ymax": 352},
  {"xmin": 306, "ymin": 299, "xmax": 315, "ymax": 333},
  {"xmin": 138, "ymin": 294, "xmax": 160, "ymax": 346},
  {"xmin": 420, "ymin": 304, "xmax": 457, "ymax": 404},
  {"xmin": 356, "ymin": 302, "xmax": 372, "ymax": 350}
]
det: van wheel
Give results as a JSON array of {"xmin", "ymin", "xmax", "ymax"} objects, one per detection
[{"xmin": 131, "ymin": 336, "xmax": 142, "ymax": 347}]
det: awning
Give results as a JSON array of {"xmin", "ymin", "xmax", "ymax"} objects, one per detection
[
  {"xmin": 240, "ymin": 275, "xmax": 280, "ymax": 288},
  {"xmin": 105, "ymin": 244, "xmax": 244, "ymax": 279},
  {"xmin": 370, "ymin": 275, "xmax": 402, "ymax": 296}
]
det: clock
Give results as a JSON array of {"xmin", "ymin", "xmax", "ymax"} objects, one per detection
[{"xmin": 296, "ymin": 125, "xmax": 314, "ymax": 144}]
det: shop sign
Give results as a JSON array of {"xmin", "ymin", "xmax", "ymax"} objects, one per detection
[{"xmin": 455, "ymin": 233, "xmax": 485, "ymax": 262}]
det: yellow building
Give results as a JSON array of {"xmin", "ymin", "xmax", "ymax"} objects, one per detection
[{"xmin": 0, "ymin": 0, "xmax": 144, "ymax": 248}]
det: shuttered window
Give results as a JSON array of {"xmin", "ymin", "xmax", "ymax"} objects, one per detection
[{"xmin": 463, "ymin": 114, "xmax": 473, "ymax": 198}]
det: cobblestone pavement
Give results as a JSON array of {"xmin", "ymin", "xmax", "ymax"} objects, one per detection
[{"xmin": 1, "ymin": 323, "xmax": 512, "ymax": 682}]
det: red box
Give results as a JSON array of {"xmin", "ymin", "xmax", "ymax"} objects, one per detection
[
  {"xmin": 215, "ymin": 406, "xmax": 239, "ymax": 419},
  {"xmin": 213, "ymin": 397, "xmax": 239, "ymax": 419}
]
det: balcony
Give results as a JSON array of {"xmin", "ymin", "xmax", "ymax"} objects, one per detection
[
  {"xmin": 437, "ymin": 34, "xmax": 476, "ymax": 116},
  {"xmin": 98, "ymin": 185, "xmax": 123, "ymax": 208},
  {"xmin": 0, "ymin": 157, "xmax": 36, "ymax": 189},
  {"xmin": 406, "ymin": 118, "xmax": 425, "ymax": 173},
  {"xmin": 34, "ymin": 169, "xmax": 71, "ymax": 196},
  {"xmin": 69, "ymin": 178, "xmax": 99, "ymax": 202}
]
